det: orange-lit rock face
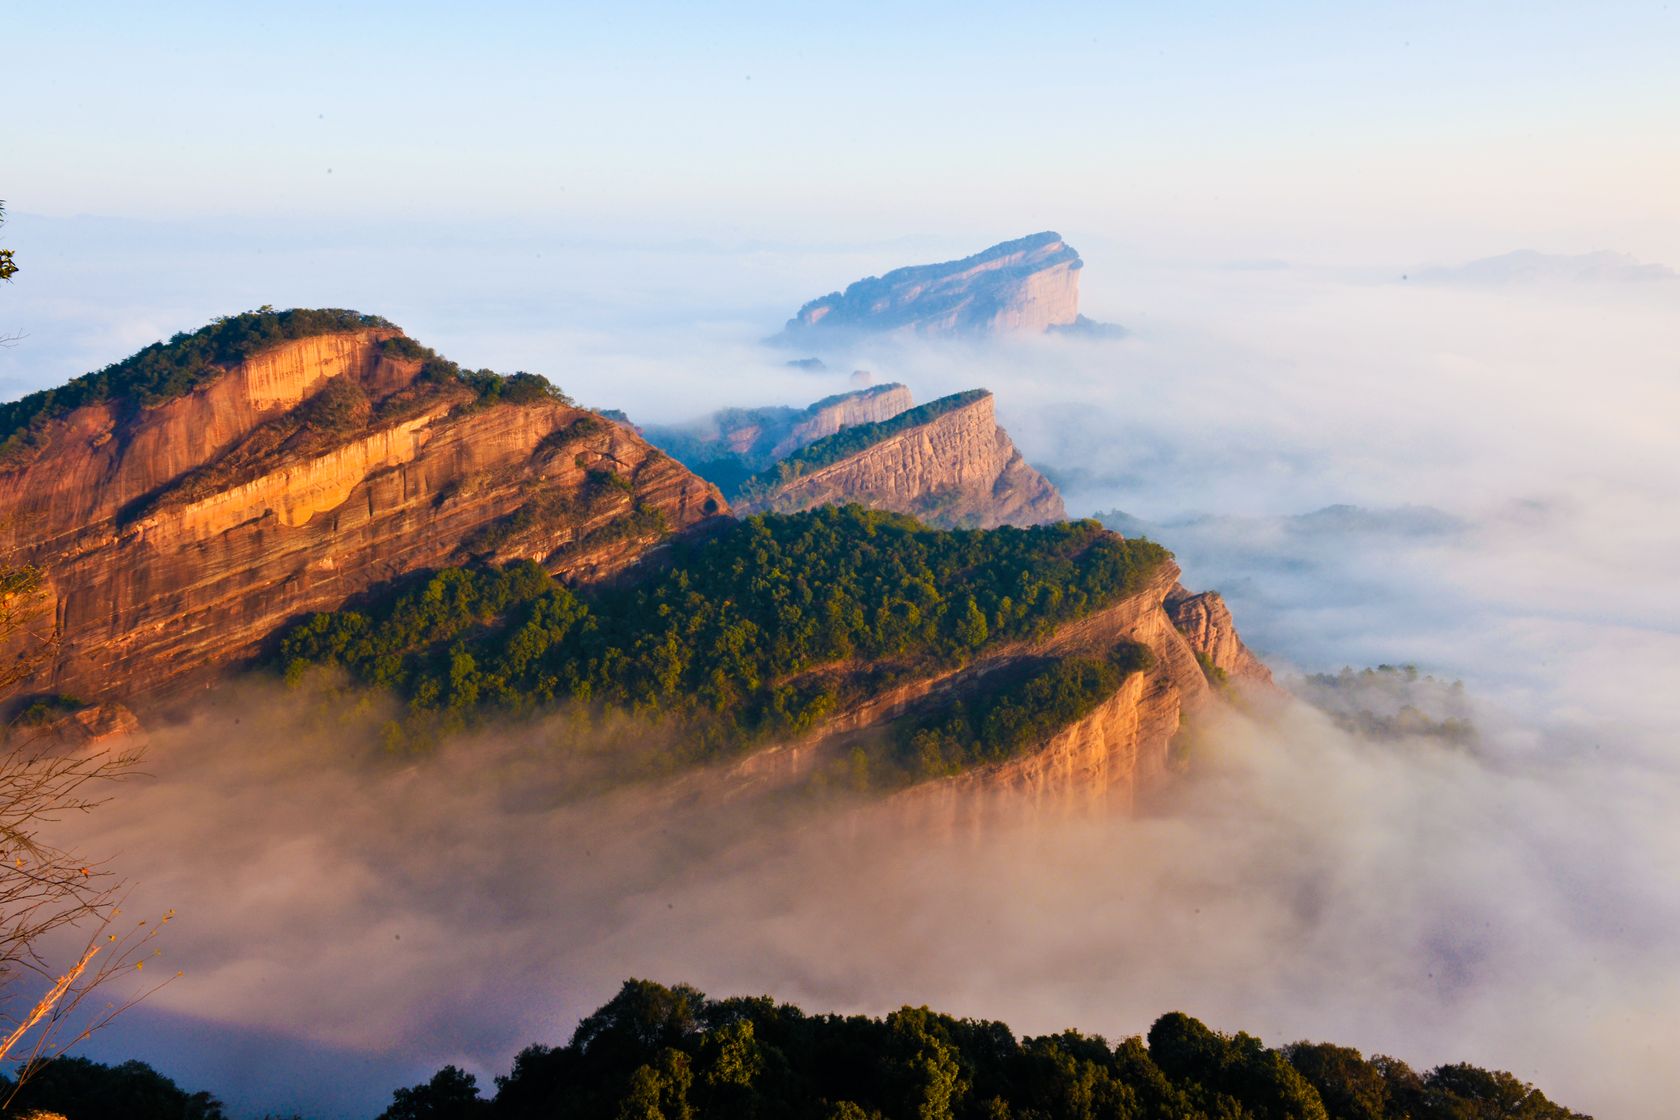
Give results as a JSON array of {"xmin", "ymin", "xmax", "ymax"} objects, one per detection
[
  {"xmin": 0, "ymin": 331, "xmax": 726, "ymax": 705},
  {"xmin": 736, "ymin": 391, "xmax": 1066, "ymax": 529},
  {"xmin": 1166, "ymin": 588, "xmax": 1274, "ymax": 686},
  {"xmin": 731, "ymin": 559, "xmax": 1226, "ymax": 817}
]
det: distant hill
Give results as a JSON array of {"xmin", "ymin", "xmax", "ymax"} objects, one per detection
[
  {"xmin": 772, "ymin": 231, "xmax": 1122, "ymax": 342},
  {"xmin": 1412, "ymin": 249, "xmax": 1678, "ymax": 286}
]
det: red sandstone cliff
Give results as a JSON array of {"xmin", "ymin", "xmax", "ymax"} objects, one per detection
[
  {"xmin": 643, "ymin": 383, "xmax": 915, "ymax": 474},
  {"xmin": 1166, "ymin": 587, "xmax": 1274, "ymax": 687},
  {"xmin": 734, "ymin": 391, "xmax": 1065, "ymax": 529},
  {"xmin": 726, "ymin": 556, "xmax": 1225, "ymax": 817},
  {"xmin": 0, "ymin": 328, "xmax": 725, "ymax": 705}
]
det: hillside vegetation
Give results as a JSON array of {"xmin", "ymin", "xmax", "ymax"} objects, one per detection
[
  {"xmin": 376, "ymin": 977, "xmax": 1592, "ymax": 1120},
  {"xmin": 0, "ymin": 308, "xmax": 391, "ymax": 458},
  {"xmin": 0, "ymin": 307, "xmax": 570, "ymax": 462},
  {"xmin": 278, "ymin": 507, "xmax": 1168, "ymax": 765}
]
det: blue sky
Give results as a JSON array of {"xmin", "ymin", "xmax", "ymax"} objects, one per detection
[{"xmin": 7, "ymin": 1, "xmax": 1678, "ymax": 261}]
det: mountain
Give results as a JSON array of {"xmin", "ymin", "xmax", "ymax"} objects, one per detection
[
  {"xmin": 0, "ymin": 310, "xmax": 724, "ymax": 706},
  {"xmin": 0, "ymin": 310, "xmax": 1267, "ymax": 814},
  {"xmin": 1412, "ymin": 249, "xmax": 1678, "ymax": 286},
  {"xmin": 280, "ymin": 507, "xmax": 1267, "ymax": 811},
  {"xmin": 733, "ymin": 389, "xmax": 1066, "ymax": 528},
  {"xmin": 640, "ymin": 382, "xmax": 915, "ymax": 494},
  {"xmin": 774, "ymin": 231, "xmax": 1117, "ymax": 341},
  {"xmin": 641, "ymin": 384, "xmax": 1065, "ymax": 529}
]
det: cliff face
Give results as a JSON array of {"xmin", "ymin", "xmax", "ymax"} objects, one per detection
[
  {"xmin": 775, "ymin": 232, "xmax": 1085, "ymax": 341},
  {"xmin": 1166, "ymin": 587, "xmax": 1274, "ymax": 686},
  {"xmin": 735, "ymin": 391, "xmax": 1065, "ymax": 529},
  {"xmin": 730, "ymin": 558, "xmax": 1223, "ymax": 816},
  {"xmin": 0, "ymin": 329, "xmax": 725, "ymax": 706},
  {"xmin": 770, "ymin": 384, "xmax": 915, "ymax": 460},
  {"xmin": 645, "ymin": 383, "xmax": 914, "ymax": 475}
]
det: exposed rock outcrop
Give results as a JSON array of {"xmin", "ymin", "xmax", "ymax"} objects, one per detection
[
  {"xmin": 735, "ymin": 390, "xmax": 1065, "ymax": 529},
  {"xmin": 775, "ymin": 232, "xmax": 1090, "ymax": 341},
  {"xmin": 0, "ymin": 326, "xmax": 725, "ymax": 707},
  {"xmin": 10, "ymin": 701, "xmax": 143, "ymax": 747},
  {"xmin": 1166, "ymin": 587, "xmax": 1274, "ymax": 687},
  {"xmin": 731, "ymin": 557, "xmax": 1217, "ymax": 816},
  {"xmin": 645, "ymin": 383, "xmax": 914, "ymax": 476}
]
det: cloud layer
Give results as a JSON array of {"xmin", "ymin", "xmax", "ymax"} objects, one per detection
[{"xmin": 17, "ymin": 238, "xmax": 1678, "ymax": 1118}]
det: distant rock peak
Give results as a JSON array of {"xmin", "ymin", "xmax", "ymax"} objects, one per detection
[{"xmin": 775, "ymin": 232, "xmax": 1106, "ymax": 341}]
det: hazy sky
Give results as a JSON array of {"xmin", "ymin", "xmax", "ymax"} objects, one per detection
[{"xmin": 8, "ymin": 1, "xmax": 1679, "ymax": 262}]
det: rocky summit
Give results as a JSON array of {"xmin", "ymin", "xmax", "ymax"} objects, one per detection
[
  {"xmin": 0, "ymin": 311, "xmax": 725, "ymax": 705},
  {"xmin": 732, "ymin": 389, "xmax": 1066, "ymax": 529},
  {"xmin": 775, "ymin": 231, "xmax": 1095, "ymax": 341}
]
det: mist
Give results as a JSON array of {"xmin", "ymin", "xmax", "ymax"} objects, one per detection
[
  {"xmin": 56, "ymin": 680, "xmax": 1680, "ymax": 1119},
  {"xmin": 11, "ymin": 222, "xmax": 1679, "ymax": 1117}
]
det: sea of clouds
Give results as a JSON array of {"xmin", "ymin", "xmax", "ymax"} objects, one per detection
[{"xmin": 10, "ymin": 218, "xmax": 1678, "ymax": 1117}]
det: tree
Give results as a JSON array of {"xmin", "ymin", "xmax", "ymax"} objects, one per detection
[
  {"xmin": 1, "ymin": 201, "xmax": 18, "ymax": 349},
  {"xmin": 0, "ymin": 202, "xmax": 16, "ymax": 284},
  {"xmin": 0, "ymin": 567, "xmax": 174, "ymax": 1101},
  {"xmin": 377, "ymin": 1065, "xmax": 488, "ymax": 1120}
]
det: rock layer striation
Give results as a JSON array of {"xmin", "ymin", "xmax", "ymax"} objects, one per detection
[
  {"xmin": 0, "ymin": 328, "xmax": 725, "ymax": 706},
  {"xmin": 735, "ymin": 390, "xmax": 1065, "ymax": 528}
]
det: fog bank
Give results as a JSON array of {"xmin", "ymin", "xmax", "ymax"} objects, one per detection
[{"xmin": 55, "ymin": 682, "xmax": 1679, "ymax": 1119}]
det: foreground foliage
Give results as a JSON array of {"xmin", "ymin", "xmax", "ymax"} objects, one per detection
[
  {"xmin": 379, "ymin": 977, "xmax": 1592, "ymax": 1120},
  {"xmin": 279, "ymin": 508, "xmax": 1168, "ymax": 761},
  {"xmin": 0, "ymin": 1056, "xmax": 224, "ymax": 1120}
]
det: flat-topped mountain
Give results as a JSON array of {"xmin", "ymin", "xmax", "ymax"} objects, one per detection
[
  {"xmin": 0, "ymin": 309, "xmax": 724, "ymax": 705},
  {"xmin": 775, "ymin": 231, "xmax": 1114, "ymax": 341},
  {"xmin": 734, "ymin": 389, "xmax": 1065, "ymax": 528}
]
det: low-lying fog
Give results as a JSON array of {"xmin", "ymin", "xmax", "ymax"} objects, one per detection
[{"xmin": 11, "ymin": 222, "xmax": 1679, "ymax": 1117}]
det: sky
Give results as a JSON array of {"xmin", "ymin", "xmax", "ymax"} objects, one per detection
[
  {"xmin": 5, "ymin": 4, "xmax": 1680, "ymax": 1118},
  {"xmin": 6, "ymin": 2, "xmax": 1679, "ymax": 263}
]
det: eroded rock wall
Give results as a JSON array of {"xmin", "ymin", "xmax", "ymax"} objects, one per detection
[
  {"xmin": 0, "ymin": 332, "xmax": 725, "ymax": 706},
  {"xmin": 1166, "ymin": 587, "xmax": 1274, "ymax": 686},
  {"xmin": 735, "ymin": 392, "xmax": 1065, "ymax": 529}
]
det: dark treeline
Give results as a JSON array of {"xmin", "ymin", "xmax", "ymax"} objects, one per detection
[
  {"xmin": 1, "ymin": 1056, "xmax": 226, "ymax": 1120},
  {"xmin": 0, "ymin": 981, "xmax": 1590, "ymax": 1119},
  {"xmin": 372, "ymin": 978, "xmax": 1591, "ymax": 1120},
  {"xmin": 279, "ymin": 508, "xmax": 1168, "ymax": 763}
]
